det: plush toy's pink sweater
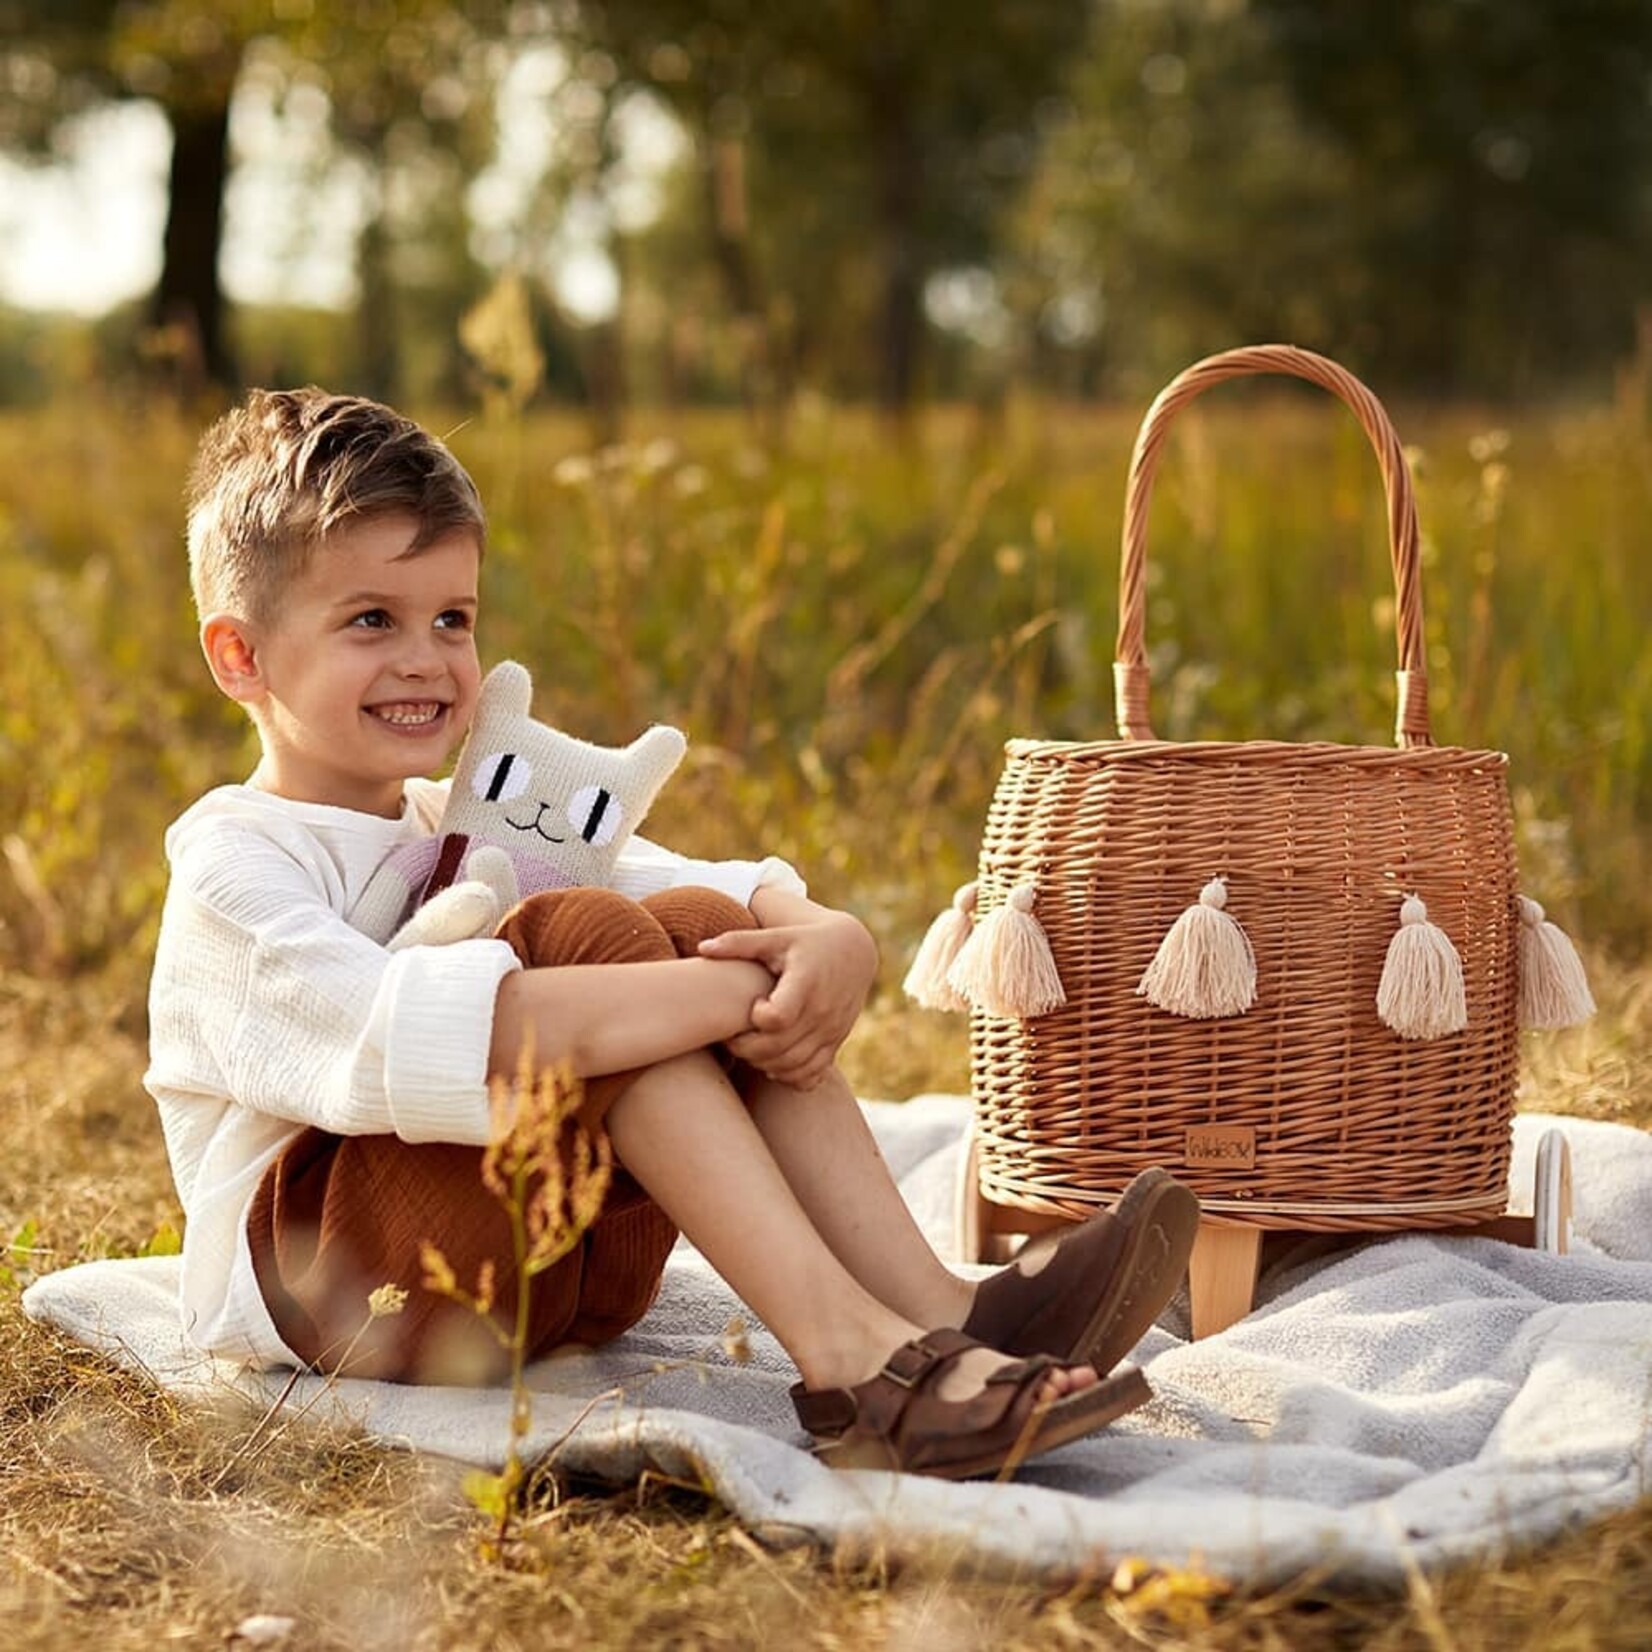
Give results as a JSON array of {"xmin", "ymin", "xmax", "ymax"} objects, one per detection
[{"xmin": 143, "ymin": 779, "xmax": 803, "ymax": 1370}]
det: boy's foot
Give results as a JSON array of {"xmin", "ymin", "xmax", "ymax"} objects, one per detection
[
  {"xmin": 961, "ymin": 1168, "xmax": 1200, "ymax": 1373},
  {"xmin": 792, "ymin": 1328, "xmax": 1151, "ymax": 1479}
]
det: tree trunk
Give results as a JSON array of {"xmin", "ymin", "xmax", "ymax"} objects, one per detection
[
  {"xmin": 583, "ymin": 230, "xmax": 626, "ymax": 445},
  {"xmin": 355, "ymin": 178, "xmax": 398, "ymax": 401},
  {"xmin": 873, "ymin": 88, "xmax": 923, "ymax": 414},
  {"xmin": 705, "ymin": 135, "xmax": 760, "ymax": 320},
  {"xmin": 151, "ymin": 95, "xmax": 234, "ymax": 389},
  {"xmin": 703, "ymin": 134, "xmax": 782, "ymax": 430}
]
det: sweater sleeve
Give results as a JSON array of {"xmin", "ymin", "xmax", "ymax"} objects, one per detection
[
  {"xmin": 154, "ymin": 818, "xmax": 521, "ymax": 1146},
  {"xmin": 611, "ymin": 835, "xmax": 806, "ymax": 906}
]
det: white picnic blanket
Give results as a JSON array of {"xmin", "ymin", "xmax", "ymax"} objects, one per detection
[{"xmin": 23, "ymin": 1100, "xmax": 1652, "ymax": 1590}]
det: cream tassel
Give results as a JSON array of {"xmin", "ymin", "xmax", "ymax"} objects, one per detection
[
  {"xmin": 1135, "ymin": 877, "xmax": 1256, "ymax": 1019},
  {"xmin": 1516, "ymin": 895, "xmax": 1596, "ymax": 1029},
  {"xmin": 1376, "ymin": 894, "xmax": 1467, "ymax": 1039},
  {"xmin": 946, "ymin": 883, "xmax": 1065, "ymax": 1018},
  {"xmin": 902, "ymin": 882, "xmax": 978, "ymax": 1012}
]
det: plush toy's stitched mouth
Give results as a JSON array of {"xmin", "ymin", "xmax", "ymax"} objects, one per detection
[{"xmin": 504, "ymin": 805, "xmax": 565, "ymax": 844}]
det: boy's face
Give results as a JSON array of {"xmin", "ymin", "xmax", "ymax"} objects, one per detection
[{"xmin": 225, "ymin": 514, "xmax": 482, "ymax": 818}]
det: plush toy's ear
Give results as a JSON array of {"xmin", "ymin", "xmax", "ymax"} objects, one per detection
[
  {"xmin": 479, "ymin": 659, "xmax": 534, "ymax": 719},
  {"xmin": 626, "ymin": 726, "xmax": 688, "ymax": 817}
]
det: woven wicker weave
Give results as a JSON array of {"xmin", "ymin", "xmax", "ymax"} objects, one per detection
[{"xmin": 970, "ymin": 345, "xmax": 1520, "ymax": 1232}]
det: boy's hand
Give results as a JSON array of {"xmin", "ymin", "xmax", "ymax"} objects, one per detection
[{"xmin": 697, "ymin": 899, "xmax": 877, "ymax": 1089}]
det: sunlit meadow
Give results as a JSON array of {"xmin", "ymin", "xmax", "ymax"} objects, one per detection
[{"xmin": 3, "ymin": 381, "xmax": 1651, "ymax": 1648}]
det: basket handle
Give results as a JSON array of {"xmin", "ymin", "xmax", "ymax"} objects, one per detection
[{"xmin": 1115, "ymin": 344, "xmax": 1432, "ymax": 749}]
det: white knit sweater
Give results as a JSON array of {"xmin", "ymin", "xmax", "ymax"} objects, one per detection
[{"xmin": 143, "ymin": 780, "xmax": 804, "ymax": 1368}]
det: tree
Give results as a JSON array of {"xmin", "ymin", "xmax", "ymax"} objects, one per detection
[
  {"xmin": 1252, "ymin": 0, "xmax": 1652, "ymax": 390},
  {"xmin": 1, "ymin": 1, "xmax": 508, "ymax": 394},
  {"xmin": 0, "ymin": 1, "xmax": 124, "ymax": 152},
  {"xmin": 1019, "ymin": 0, "xmax": 1652, "ymax": 396},
  {"xmin": 118, "ymin": 6, "xmax": 245, "ymax": 385},
  {"xmin": 247, "ymin": 4, "xmax": 505, "ymax": 401},
  {"xmin": 556, "ymin": 0, "xmax": 1090, "ymax": 411},
  {"xmin": 1013, "ymin": 0, "xmax": 1361, "ymax": 393},
  {"xmin": 2, "ymin": 1, "xmax": 249, "ymax": 384}
]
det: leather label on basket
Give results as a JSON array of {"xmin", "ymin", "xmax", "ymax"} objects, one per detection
[{"xmin": 1185, "ymin": 1125, "xmax": 1256, "ymax": 1171}]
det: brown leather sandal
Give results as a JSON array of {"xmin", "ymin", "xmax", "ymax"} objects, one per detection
[
  {"xmin": 961, "ymin": 1168, "xmax": 1200, "ymax": 1373},
  {"xmin": 792, "ymin": 1328, "xmax": 1152, "ymax": 1480}
]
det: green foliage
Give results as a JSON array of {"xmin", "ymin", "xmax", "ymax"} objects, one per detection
[
  {"xmin": 8, "ymin": 0, "xmax": 1652, "ymax": 406},
  {"xmin": 0, "ymin": 0, "xmax": 125, "ymax": 151},
  {"xmin": 1, "ymin": 0, "xmax": 510, "ymax": 397},
  {"xmin": 0, "ymin": 1219, "xmax": 41, "ymax": 1294},
  {"xmin": 444, "ymin": 0, "xmax": 1092, "ymax": 406},
  {"xmin": 136, "ymin": 1219, "xmax": 182, "ymax": 1258},
  {"xmin": 1252, "ymin": 0, "xmax": 1652, "ymax": 390},
  {"xmin": 1019, "ymin": 0, "xmax": 1652, "ymax": 397}
]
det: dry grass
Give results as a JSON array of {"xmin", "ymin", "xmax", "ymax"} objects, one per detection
[
  {"xmin": 4, "ymin": 950, "xmax": 1651, "ymax": 1651},
  {"xmin": 4, "ymin": 390, "xmax": 1652, "ymax": 1646}
]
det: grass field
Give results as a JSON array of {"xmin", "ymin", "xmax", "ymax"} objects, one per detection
[{"xmin": 3, "ymin": 385, "xmax": 1651, "ymax": 1647}]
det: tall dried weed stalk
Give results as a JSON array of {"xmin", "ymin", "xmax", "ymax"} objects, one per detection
[{"xmin": 421, "ymin": 1048, "xmax": 611, "ymax": 1558}]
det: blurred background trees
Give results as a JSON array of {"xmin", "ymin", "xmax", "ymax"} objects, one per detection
[{"xmin": 1, "ymin": 0, "xmax": 1649, "ymax": 408}]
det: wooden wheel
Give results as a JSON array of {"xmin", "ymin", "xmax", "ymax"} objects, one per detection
[{"xmin": 1533, "ymin": 1129, "xmax": 1573, "ymax": 1255}]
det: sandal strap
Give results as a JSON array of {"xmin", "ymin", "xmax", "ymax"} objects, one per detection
[
  {"xmin": 985, "ymin": 1350, "xmax": 1055, "ymax": 1384},
  {"xmin": 879, "ymin": 1336, "xmax": 946, "ymax": 1387},
  {"xmin": 792, "ymin": 1384, "xmax": 858, "ymax": 1436},
  {"xmin": 791, "ymin": 1329, "xmax": 1061, "ymax": 1451},
  {"xmin": 792, "ymin": 1333, "xmax": 958, "ymax": 1435}
]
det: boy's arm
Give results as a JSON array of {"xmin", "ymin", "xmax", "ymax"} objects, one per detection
[
  {"xmin": 155, "ymin": 808, "xmax": 773, "ymax": 1143},
  {"xmin": 488, "ymin": 954, "xmax": 773, "ymax": 1080},
  {"xmin": 696, "ymin": 885, "xmax": 879, "ymax": 1090},
  {"xmin": 152, "ymin": 815, "xmax": 519, "ymax": 1147}
]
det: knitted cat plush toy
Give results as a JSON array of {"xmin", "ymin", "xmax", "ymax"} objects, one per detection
[{"xmin": 351, "ymin": 659, "xmax": 686, "ymax": 952}]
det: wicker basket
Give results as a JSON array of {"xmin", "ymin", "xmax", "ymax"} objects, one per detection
[{"xmin": 964, "ymin": 345, "xmax": 1535, "ymax": 1234}]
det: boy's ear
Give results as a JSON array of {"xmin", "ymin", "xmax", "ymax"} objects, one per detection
[{"xmin": 201, "ymin": 614, "xmax": 265, "ymax": 704}]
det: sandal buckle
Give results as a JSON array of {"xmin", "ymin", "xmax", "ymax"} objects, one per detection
[{"xmin": 880, "ymin": 1339, "xmax": 937, "ymax": 1388}]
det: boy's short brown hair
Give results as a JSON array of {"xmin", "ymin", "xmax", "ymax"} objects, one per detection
[{"xmin": 186, "ymin": 388, "xmax": 486, "ymax": 625}]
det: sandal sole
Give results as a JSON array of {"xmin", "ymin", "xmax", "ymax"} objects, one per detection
[
  {"xmin": 931, "ymin": 1367, "xmax": 1149, "ymax": 1486},
  {"xmin": 1066, "ymin": 1169, "xmax": 1202, "ymax": 1373},
  {"xmin": 874, "ymin": 1364, "xmax": 1153, "ymax": 1482}
]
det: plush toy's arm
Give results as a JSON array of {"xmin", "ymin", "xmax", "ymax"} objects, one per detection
[
  {"xmin": 350, "ymin": 841, "xmax": 432, "ymax": 944},
  {"xmin": 386, "ymin": 880, "xmax": 504, "ymax": 952},
  {"xmin": 383, "ymin": 844, "xmax": 522, "ymax": 952},
  {"xmin": 466, "ymin": 845, "xmax": 521, "ymax": 913}
]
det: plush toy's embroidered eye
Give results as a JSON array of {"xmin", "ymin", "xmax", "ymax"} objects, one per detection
[
  {"xmin": 568, "ymin": 785, "xmax": 623, "ymax": 846},
  {"xmin": 471, "ymin": 751, "xmax": 531, "ymax": 803}
]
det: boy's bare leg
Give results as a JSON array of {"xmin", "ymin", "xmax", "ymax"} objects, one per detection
[
  {"xmin": 630, "ymin": 887, "xmax": 971, "ymax": 1326},
  {"xmin": 603, "ymin": 1050, "xmax": 1093, "ymax": 1403},
  {"xmin": 741, "ymin": 1068, "xmax": 977, "ymax": 1330}
]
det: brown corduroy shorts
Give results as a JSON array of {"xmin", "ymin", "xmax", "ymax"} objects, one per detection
[{"xmin": 245, "ymin": 885, "xmax": 753, "ymax": 1384}]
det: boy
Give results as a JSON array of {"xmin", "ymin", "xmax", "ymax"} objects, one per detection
[{"xmin": 146, "ymin": 388, "xmax": 1200, "ymax": 1479}]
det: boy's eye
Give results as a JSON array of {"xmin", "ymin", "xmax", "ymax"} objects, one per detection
[
  {"xmin": 350, "ymin": 609, "xmax": 392, "ymax": 629},
  {"xmin": 435, "ymin": 609, "xmax": 473, "ymax": 631}
]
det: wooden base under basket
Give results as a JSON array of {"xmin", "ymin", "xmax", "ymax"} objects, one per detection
[{"xmin": 956, "ymin": 1129, "xmax": 1574, "ymax": 1341}]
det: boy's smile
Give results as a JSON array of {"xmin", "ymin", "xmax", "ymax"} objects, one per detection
[{"xmin": 211, "ymin": 514, "xmax": 483, "ymax": 818}]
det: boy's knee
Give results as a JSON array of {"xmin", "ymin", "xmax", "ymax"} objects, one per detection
[
  {"xmin": 496, "ymin": 886, "xmax": 677, "ymax": 967},
  {"xmin": 640, "ymin": 887, "xmax": 754, "ymax": 956}
]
